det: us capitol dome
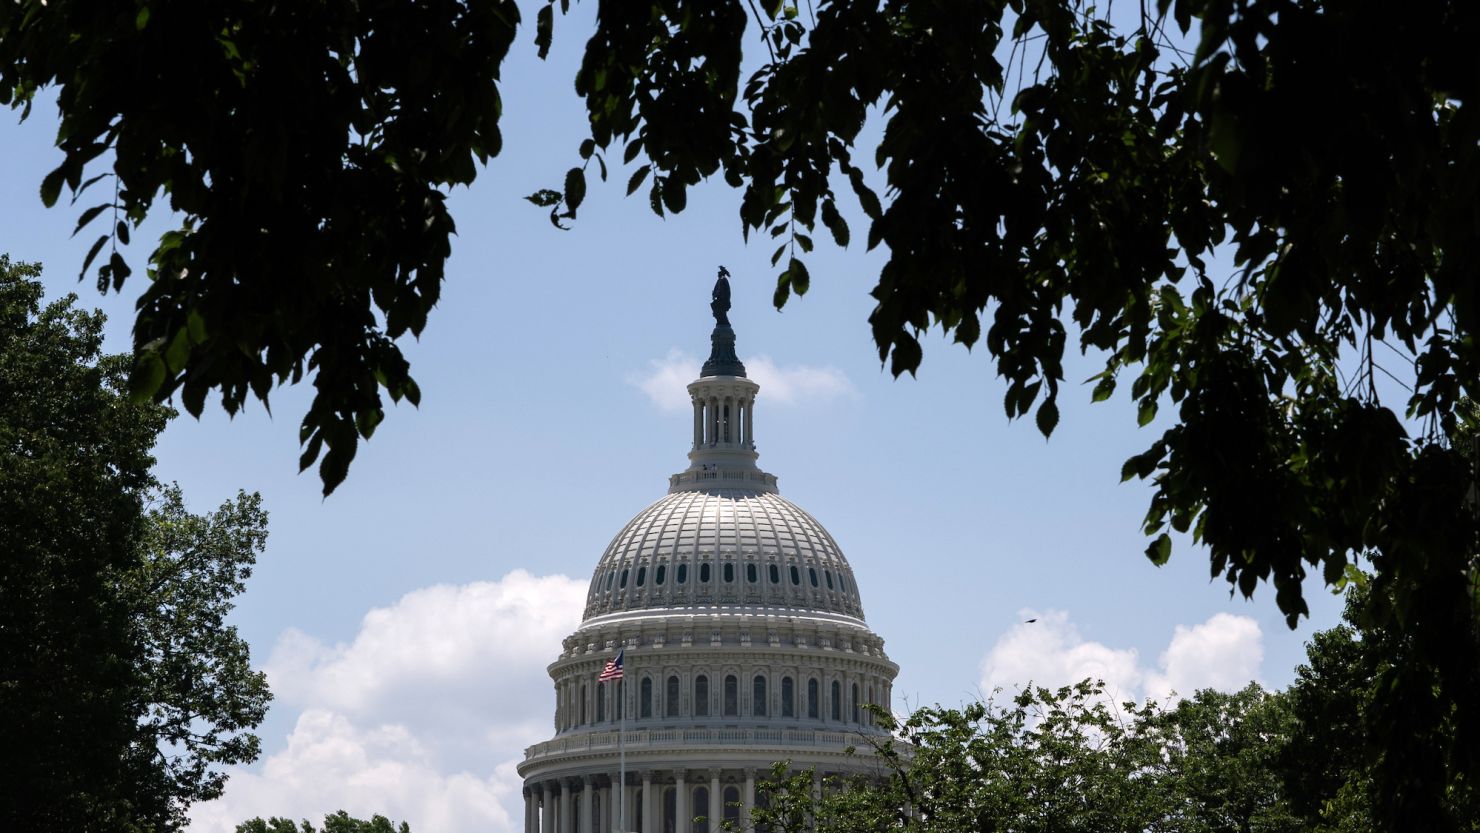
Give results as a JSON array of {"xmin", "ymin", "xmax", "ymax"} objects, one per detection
[{"xmin": 518, "ymin": 272, "xmax": 899, "ymax": 833}]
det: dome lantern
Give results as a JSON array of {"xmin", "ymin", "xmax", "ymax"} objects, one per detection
[{"xmin": 673, "ymin": 267, "xmax": 775, "ymax": 495}]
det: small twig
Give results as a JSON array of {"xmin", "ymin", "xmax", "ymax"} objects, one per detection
[{"xmin": 744, "ymin": 0, "xmax": 779, "ymax": 62}]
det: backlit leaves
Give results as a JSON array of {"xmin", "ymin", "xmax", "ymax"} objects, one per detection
[{"xmin": 1, "ymin": 0, "xmax": 519, "ymax": 496}]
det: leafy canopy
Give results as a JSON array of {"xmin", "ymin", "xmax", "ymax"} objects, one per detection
[
  {"xmin": 0, "ymin": 256, "xmax": 271, "ymax": 833},
  {"xmin": 237, "ymin": 811, "xmax": 413, "ymax": 833},
  {"xmin": 747, "ymin": 680, "xmax": 1301, "ymax": 833},
  {"xmin": 3, "ymin": 2, "xmax": 1477, "ymax": 824}
]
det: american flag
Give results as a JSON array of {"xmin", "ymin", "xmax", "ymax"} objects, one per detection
[{"xmin": 599, "ymin": 649, "xmax": 625, "ymax": 682}]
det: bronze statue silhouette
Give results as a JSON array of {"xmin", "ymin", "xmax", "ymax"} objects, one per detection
[{"xmin": 711, "ymin": 266, "xmax": 732, "ymax": 327}]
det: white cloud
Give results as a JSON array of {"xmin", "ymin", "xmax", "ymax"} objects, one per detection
[
  {"xmin": 629, "ymin": 350, "xmax": 854, "ymax": 412},
  {"xmin": 631, "ymin": 350, "xmax": 701, "ymax": 412},
  {"xmin": 189, "ymin": 570, "xmax": 585, "ymax": 833},
  {"xmin": 979, "ymin": 610, "xmax": 1263, "ymax": 706},
  {"xmin": 1145, "ymin": 613, "xmax": 1264, "ymax": 701},
  {"xmin": 743, "ymin": 355, "xmax": 855, "ymax": 406}
]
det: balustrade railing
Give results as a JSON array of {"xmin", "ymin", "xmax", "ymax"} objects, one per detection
[{"xmin": 524, "ymin": 726, "xmax": 866, "ymax": 759}]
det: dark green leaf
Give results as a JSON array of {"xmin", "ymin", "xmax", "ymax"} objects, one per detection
[
  {"xmin": 1035, "ymin": 398, "xmax": 1059, "ymax": 437},
  {"xmin": 1145, "ymin": 532, "xmax": 1172, "ymax": 565},
  {"xmin": 564, "ymin": 167, "xmax": 586, "ymax": 212},
  {"xmin": 535, "ymin": 4, "xmax": 554, "ymax": 59}
]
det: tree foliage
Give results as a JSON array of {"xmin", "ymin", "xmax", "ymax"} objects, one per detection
[
  {"xmin": 1281, "ymin": 588, "xmax": 1480, "ymax": 832},
  {"xmin": 236, "ymin": 811, "xmax": 413, "ymax": 833},
  {"xmin": 3, "ymin": 2, "xmax": 1477, "ymax": 823},
  {"xmin": 747, "ymin": 681, "xmax": 1301, "ymax": 833},
  {"xmin": 0, "ymin": 257, "xmax": 271, "ymax": 832}
]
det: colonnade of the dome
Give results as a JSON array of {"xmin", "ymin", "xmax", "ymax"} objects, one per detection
[{"xmin": 524, "ymin": 766, "xmax": 859, "ymax": 833}]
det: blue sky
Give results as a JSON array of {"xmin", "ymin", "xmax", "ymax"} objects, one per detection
[{"xmin": 2, "ymin": 6, "xmax": 1344, "ymax": 831}]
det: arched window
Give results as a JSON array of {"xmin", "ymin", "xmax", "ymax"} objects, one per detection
[
  {"xmin": 693, "ymin": 787, "xmax": 710, "ymax": 833},
  {"xmin": 723, "ymin": 787, "xmax": 740, "ymax": 824},
  {"xmin": 789, "ymin": 566, "xmax": 800, "ymax": 585},
  {"xmin": 694, "ymin": 675, "xmax": 710, "ymax": 717},
  {"xmin": 746, "ymin": 563, "xmax": 757, "ymax": 583},
  {"xmin": 753, "ymin": 675, "xmax": 768, "ymax": 716},
  {"xmin": 768, "ymin": 564, "xmax": 780, "ymax": 583},
  {"xmin": 831, "ymin": 681, "xmax": 842, "ymax": 721},
  {"xmin": 620, "ymin": 569, "xmax": 629, "ymax": 588},
  {"xmin": 723, "ymin": 563, "xmax": 734, "ymax": 582},
  {"xmin": 809, "ymin": 567, "xmax": 818, "ymax": 587},
  {"xmin": 700, "ymin": 563, "xmax": 711, "ymax": 583},
  {"xmin": 666, "ymin": 675, "xmax": 680, "ymax": 717},
  {"xmin": 724, "ymin": 675, "xmax": 738, "ymax": 716},
  {"xmin": 825, "ymin": 570, "xmax": 834, "ymax": 589},
  {"xmin": 607, "ymin": 572, "xmax": 615, "ymax": 590},
  {"xmin": 656, "ymin": 564, "xmax": 667, "ymax": 585},
  {"xmin": 641, "ymin": 677, "xmax": 653, "ymax": 718},
  {"xmin": 807, "ymin": 679, "xmax": 819, "ymax": 718},
  {"xmin": 839, "ymin": 574, "xmax": 848, "ymax": 592},
  {"xmin": 781, "ymin": 676, "xmax": 794, "ymax": 718},
  {"xmin": 580, "ymin": 683, "xmax": 588, "ymax": 725},
  {"xmin": 636, "ymin": 566, "xmax": 646, "ymax": 586},
  {"xmin": 597, "ymin": 682, "xmax": 606, "ymax": 722},
  {"xmin": 677, "ymin": 563, "xmax": 688, "ymax": 584},
  {"xmin": 852, "ymin": 683, "xmax": 860, "ymax": 723}
]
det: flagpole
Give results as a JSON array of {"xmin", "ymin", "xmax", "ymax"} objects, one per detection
[{"xmin": 618, "ymin": 675, "xmax": 626, "ymax": 833}]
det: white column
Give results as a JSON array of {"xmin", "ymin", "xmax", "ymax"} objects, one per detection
[
  {"xmin": 745, "ymin": 398, "xmax": 754, "ymax": 447},
  {"xmin": 607, "ymin": 773, "xmax": 618, "ymax": 833},
  {"xmin": 541, "ymin": 784, "xmax": 555, "ymax": 833},
  {"xmin": 709, "ymin": 397, "xmax": 719, "ymax": 446},
  {"xmin": 742, "ymin": 770, "xmax": 755, "ymax": 828},
  {"xmin": 641, "ymin": 773, "xmax": 654, "ymax": 833},
  {"xmin": 674, "ymin": 771, "xmax": 689, "ymax": 833},
  {"xmin": 692, "ymin": 399, "xmax": 703, "ymax": 448},
  {"xmin": 708, "ymin": 771, "xmax": 721, "ymax": 831},
  {"xmin": 561, "ymin": 780, "xmax": 575, "ymax": 833},
  {"xmin": 583, "ymin": 778, "xmax": 595, "ymax": 833},
  {"xmin": 525, "ymin": 787, "xmax": 536, "ymax": 833}
]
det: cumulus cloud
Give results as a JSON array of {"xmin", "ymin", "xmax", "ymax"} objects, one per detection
[
  {"xmin": 979, "ymin": 610, "xmax": 1263, "ymax": 706},
  {"xmin": 189, "ymin": 570, "xmax": 585, "ymax": 833},
  {"xmin": 1145, "ymin": 613, "xmax": 1264, "ymax": 701},
  {"xmin": 630, "ymin": 350, "xmax": 854, "ymax": 412},
  {"xmin": 744, "ymin": 356, "xmax": 855, "ymax": 405}
]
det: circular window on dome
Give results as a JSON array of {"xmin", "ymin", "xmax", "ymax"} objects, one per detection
[
  {"xmin": 789, "ymin": 565, "xmax": 800, "ymax": 585},
  {"xmin": 809, "ymin": 567, "xmax": 819, "ymax": 587},
  {"xmin": 825, "ymin": 570, "xmax": 834, "ymax": 589},
  {"xmin": 620, "ymin": 569, "xmax": 629, "ymax": 589},
  {"xmin": 607, "ymin": 572, "xmax": 615, "ymax": 591},
  {"xmin": 655, "ymin": 564, "xmax": 667, "ymax": 586},
  {"xmin": 677, "ymin": 563, "xmax": 688, "ymax": 584},
  {"xmin": 700, "ymin": 563, "xmax": 711, "ymax": 583},
  {"xmin": 769, "ymin": 564, "xmax": 780, "ymax": 584},
  {"xmin": 636, "ymin": 566, "xmax": 646, "ymax": 587},
  {"xmin": 723, "ymin": 563, "xmax": 734, "ymax": 583},
  {"xmin": 746, "ymin": 564, "xmax": 757, "ymax": 583}
]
